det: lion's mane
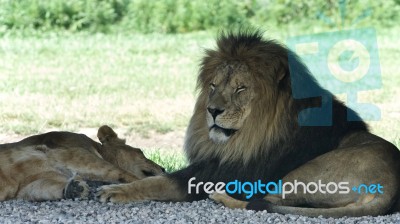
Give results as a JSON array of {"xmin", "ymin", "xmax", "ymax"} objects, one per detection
[
  {"xmin": 184, "ymin": 31, "xmax": 305, "ymax": 165},
  {"xmin": 180, "ymin": 31, "xmax": 367, "ymax": 199}
]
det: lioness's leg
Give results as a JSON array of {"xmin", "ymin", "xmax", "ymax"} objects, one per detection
[
  {"xmin": 97, "ymin": 175, "xmax": 186, "ymax": 203},
  {"xmin": 0, "ymin": 170, "xmax": 18, "ymax": 201},
  {"xmin": 17, "ymin": 171, "xmax": 88, "ymax": 201}
]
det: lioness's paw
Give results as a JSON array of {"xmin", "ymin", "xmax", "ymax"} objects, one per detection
[
  {"xmin": 96, "ymin": 184, "xmax": 133, "ymax": 203},
  {"xmin": 64, "ymin": 179, "xmax": 89, "ymax": 199}
]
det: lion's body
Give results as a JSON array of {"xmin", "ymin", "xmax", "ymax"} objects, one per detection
[
  {"xmin": 98, "ymin": 31, "xmax": 400, "ymax": 217},
  {"xmin": 0, "ymin": 126, "xmax": 164, "ymax": 201}
]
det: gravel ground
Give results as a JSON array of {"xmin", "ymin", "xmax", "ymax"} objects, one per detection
[{"xmin": 1, "ymin": 198, "xmax": 399, "ymax": 224}]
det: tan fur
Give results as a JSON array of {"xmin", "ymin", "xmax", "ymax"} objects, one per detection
[
  {"xmin": 185, "ymin": 71, "xmax": 292, "ymax": 164},
  {"xmin": 98, "ymin": 176, "xmax": 185, "ymax": 203},
  {"xmin": 0, "ymin": 125, "xmax": 164, "ymax": 201},
  {"xmin": 97, "ymin": 31, "xmax": 400, "ymax": 218}
]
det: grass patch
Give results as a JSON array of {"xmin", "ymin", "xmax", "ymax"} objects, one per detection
[
  {"xmin": 0, "ymin": 32, "xmax": 214, "ymax": 135},
  {"xmin": 0, "ymin": 28, "xmax": 399, "ymax": 157},
  {"xmin": 144, "ymin": 149, "xmax": 187, "ymax": 173}
]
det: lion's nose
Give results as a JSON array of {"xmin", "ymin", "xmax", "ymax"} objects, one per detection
[{"xmin": 207, "ymin": 107, "xmax": 224, "ymax": 120}]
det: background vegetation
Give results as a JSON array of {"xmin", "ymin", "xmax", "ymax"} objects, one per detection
[
  {"xmin": 0, "ymin": 0, "xmax": 399, "ymax": 171},
  {"xmin": 0, "ymin": 0, "xmax": 399, "ymax": 34}
]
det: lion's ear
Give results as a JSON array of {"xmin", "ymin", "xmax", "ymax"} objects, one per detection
[
  {"xmin": 97, "ymin": 125, "xmax": 126, "ymax": 145},
  {"xmin": 277, "ymin": 70, "xmax": 286, "ymax": 82},
  {"xmin": 276, "ymin": 57, "xmax": 288, "ymax": 83}
]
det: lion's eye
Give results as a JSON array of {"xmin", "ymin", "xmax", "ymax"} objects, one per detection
[
  {"xmin": 210, "ymin": 83, "xmax": 216, "ymax": 91},
  {"xmin": 236, "ymin": 86, "xmax": 246, "ymax": 93}
]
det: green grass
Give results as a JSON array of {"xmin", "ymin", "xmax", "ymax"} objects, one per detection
[
  {"xmin": 0, "ymin": 28, "xmax": 399, "ymax": 170},
  {"xmin": 0, "ymin": 32, "xmax": 214, "ymax": 135},
  {"xmin": 144, "ymin": 149, "xmax": 187, "ymax": 173}
]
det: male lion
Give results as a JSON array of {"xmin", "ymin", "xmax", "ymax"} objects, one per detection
[
  {"xmin": 0, "ymin": 125, "xmax": 164, "ymax": 201},
  {"xmin": 98, "ymin": 31, "xmax": 400, "ymax": 217}
]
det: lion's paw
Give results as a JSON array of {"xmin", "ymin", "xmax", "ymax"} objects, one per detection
[
  {"xmin": 209, "ymin": 192, "xmax": 247, "ymax": 209},
  {"xmin": 96, "ymin": 184, "xmax": 133, "ymax": 203},
  {"xmin": 209, "ymin": 192, "xmax": 229, "ymax": 204}
]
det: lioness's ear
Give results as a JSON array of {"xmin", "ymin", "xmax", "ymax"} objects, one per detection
[{"xmin": 97, "ymin": 125, "xmax": 126, "ymax": 145}]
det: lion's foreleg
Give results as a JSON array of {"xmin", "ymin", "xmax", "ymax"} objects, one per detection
[
  {"xmin": 210, "ymin": 192, "xmax": 301, "ymax": 210},
  {"xmin": 209, "ymin": 192, "xmax": 249, "ymax": 209},
  {"xmin": 97, "ymin": 175, "xmax": 187, "ymax": 203}
]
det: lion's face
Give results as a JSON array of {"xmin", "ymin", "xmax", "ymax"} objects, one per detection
[
  {"xmin": 206, "ymin": 62, "xmax": 255, "ymax": 144},
  {"xmin": 186, "ymin": 31, "xmax": 291, "ymax": 164}
]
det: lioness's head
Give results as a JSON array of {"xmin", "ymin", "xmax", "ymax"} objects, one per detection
[{"xmin": 97, "ymin": 125, "xmax": 165, "ymax": 179}]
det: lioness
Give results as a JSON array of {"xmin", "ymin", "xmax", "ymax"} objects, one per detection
[
  {"xmin": 97, "ymin": 31, "xmax": 400, "ymax": 217},
  {"xmin": 0, "ymin": 125, "xmax": 164, "ymax": 201}
]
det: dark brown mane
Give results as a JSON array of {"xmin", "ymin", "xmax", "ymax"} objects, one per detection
[{"xmin": 182, "ymin": 30, "xmax": 368, "ymax": 201}]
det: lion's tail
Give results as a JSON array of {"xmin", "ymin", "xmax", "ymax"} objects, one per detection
[{"xmin": 246, "ymin": 197, "xmax": 396, "ymax": 218}]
